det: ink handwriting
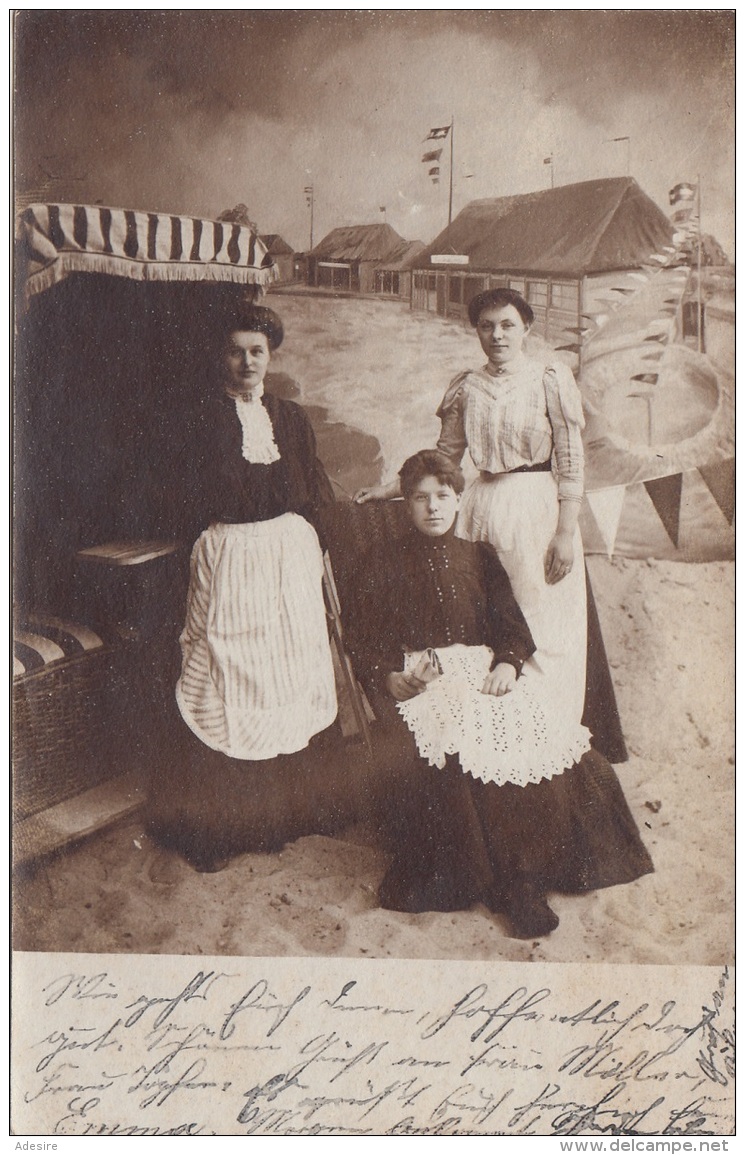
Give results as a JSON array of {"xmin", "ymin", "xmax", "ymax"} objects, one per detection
[{"xmin": 15, "ymin": 965, "xmax": 733, "ymax": 1136}]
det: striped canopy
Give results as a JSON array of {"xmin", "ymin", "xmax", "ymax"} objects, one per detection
[{"xmin": 18, "ymin": 203, "xmax": 277, "ymax": 302}]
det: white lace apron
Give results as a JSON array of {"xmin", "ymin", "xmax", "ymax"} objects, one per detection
[{"xmin": 397, "ymin": 644, "xmax": 591, "ymax": 787}]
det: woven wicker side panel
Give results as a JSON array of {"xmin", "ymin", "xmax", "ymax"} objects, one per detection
[{"xmin": 12, "ymin": 647, "xmax": 137, "ymax": 821}]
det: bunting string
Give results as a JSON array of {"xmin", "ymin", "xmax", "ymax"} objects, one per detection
[{"xmin": 582, "ymin": 460, "xmax": 734, "ymax": 559}]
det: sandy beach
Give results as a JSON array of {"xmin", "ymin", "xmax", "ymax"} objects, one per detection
[{"xmin": 13, "ymin": 293, "xmax": 734, "ymax": 967}]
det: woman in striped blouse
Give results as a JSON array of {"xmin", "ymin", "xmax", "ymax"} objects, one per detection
[
  {"xmin": 150, "ymin": 305, "xmax": 339, "ymax": 871},
  {"xmin": 356, "ymin": 287, "xmax": 590, "ymax": 745}
]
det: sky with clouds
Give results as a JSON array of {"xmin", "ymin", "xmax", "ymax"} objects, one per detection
[{"xmin": 15, "ymin": 10, "xmax": 734, "ymax": 256}]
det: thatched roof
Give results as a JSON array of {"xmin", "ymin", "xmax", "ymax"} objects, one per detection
[
  {"xmin": 310, "ymin": 223, "xmax": 408, "ymax": 263},
  {"xmin": 414, "ymin": 178, "xmax": 674, "ymax": 277},
  {"xmin": 376, "ymin": 239, "xmax": 426, "ymax": 272},
  {"xmin": 260, "ymin": 234, "xmax": 295, "ymax": 256}
]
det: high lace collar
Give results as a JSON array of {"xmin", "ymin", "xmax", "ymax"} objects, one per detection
[
  {"xmin": 482, "ymin": 353, "xmax": 528, "ymax": 379},
  {"xmin": 225, "ymin": 382, "xmax": 266, "ymax": 403}
]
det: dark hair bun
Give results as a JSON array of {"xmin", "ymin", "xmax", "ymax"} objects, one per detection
[
  {"xmin": 467, "ymin": 287, "xmax": 534, "ymax": 329},
  {"xmin": 222, "ymin": 304, "xmax": 284, "ymax": 351}
]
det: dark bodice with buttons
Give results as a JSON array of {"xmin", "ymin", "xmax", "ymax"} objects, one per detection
[
  {"xmin": 169, "ymin": 391, "xmax": 334, "ymax": 542},
  {"xmin": 344, "ymin": 525, "xmax": 535, "ymax": 694}
]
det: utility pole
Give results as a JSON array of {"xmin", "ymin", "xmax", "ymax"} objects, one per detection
[
  {"xmin": 304, "ymin": 185, "xmax": 314, "ymax": 250},
  {"xmin": 448, "ymin": 114, "xmax": 454, "ymax": 226},
  {"xmin": 696, "ymin": 174, "xmax": 703, "ymax": 353}
]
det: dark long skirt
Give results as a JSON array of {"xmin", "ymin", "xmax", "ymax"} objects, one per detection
[
  {"xmin": 146, "ymin": 699, "xmax": 367, "ymax": 866},
  {"xmin": 364, "ymin": 698, "xmax": 653, "ymax": 916}
]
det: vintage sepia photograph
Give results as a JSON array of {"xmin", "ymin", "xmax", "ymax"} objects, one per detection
[{"xmin": 12, "ymin": 10, "xmax": 734, "ymax": 1138}]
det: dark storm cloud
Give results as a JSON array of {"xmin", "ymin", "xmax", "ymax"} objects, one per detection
[
  {"xmin": 463, "ymin": 10, "xmax": 734, "ymax": 97},
  {"xmin": 13, "ymin": 11, "xmax": 734, "ymax": 252},
  {"xmin": 17, "ymin": 10, "xmax": 733, "ymax": 119}
]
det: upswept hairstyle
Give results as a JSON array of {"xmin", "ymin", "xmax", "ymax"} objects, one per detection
[
  {"xmin": 398, "ymin": 449, "xmax": 465, "ymax": 498},
  {"xmin": 221, "ymin": 304, "xmax": 284, "ymax": 351},
  {"xmin": 467, "ymin": 287, "xmax": 534, "ymax": 329}
]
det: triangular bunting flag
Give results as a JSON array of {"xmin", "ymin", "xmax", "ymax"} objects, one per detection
[
  {"xmin": 644, "ymin": 333, "xmax": 668, "ymax": 343},
  {"xmin": 554, "ymin": 342, "xmax": 581, "ymax": 353},
  {"xmin": 644, "ymin": 473, "xmax": 683, "ymax": 546},
  {"xmin": 584, "ymin": 487, "xmax": 627, "ymax": 557},
  {"xmin": 631, "ymin": 373, "xmax": 659, "ymax": 384},
  {"xmin": 698, "ymin": 459, "xmax": 735, "ymax": 524},
  {"xmin": 610, "ymin": 286, "xmax": 635, "ymax": 294}
]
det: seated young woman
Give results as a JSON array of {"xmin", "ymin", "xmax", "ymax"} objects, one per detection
[{"xmin": 344, "ymin": 450, "xmax": 653, "ymax": 939}]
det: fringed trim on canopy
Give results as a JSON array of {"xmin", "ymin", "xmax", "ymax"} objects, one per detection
[{"xmin": 18, "ymin": 204, "xmax": 277, "ymax": 303}]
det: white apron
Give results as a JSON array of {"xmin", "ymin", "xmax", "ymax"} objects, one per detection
[{"xmin": 176, "ymin": 513, "xmax": 337, "ymax": 760}]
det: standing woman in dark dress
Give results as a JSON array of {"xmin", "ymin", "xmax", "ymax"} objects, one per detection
[{"xmin": 148, "ymin": 305, "xmax": 338, "ymax": 870}]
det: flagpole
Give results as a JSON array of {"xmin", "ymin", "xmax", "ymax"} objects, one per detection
[
  {"xmin": 696, "ymin": 174, "xmax": 702, "ymax": 353},
  {"xmin": 448, "ymin": 114, "xmax": 454, "ymax": 227}
]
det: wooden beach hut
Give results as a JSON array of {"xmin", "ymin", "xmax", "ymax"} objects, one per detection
[
  {"xmin": 306, "ymin": 223, "xmax": 410, "ymax": 293},
  {"xmin": 411, "ymin": 177, "xmax": 675, "ymax": 344}
]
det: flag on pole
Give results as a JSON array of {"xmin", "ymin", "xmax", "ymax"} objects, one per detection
[
  {"xmin": 669, "ymin": 181, "xmax": 696, "ymax": 206},
  {"xmin": 425, "ymin": 126, "xmax": 450, "ymax": 140},
  {"xmin": 669, "ymin": 181, "xmax": 697, "ymax": 224},
  {"xmin": 543, "ymin": 156, "xmax": 553, "ymax": 164},
  {"xmin": 421, "ymin": 148, "xmax": 442, "ymax": 164}
]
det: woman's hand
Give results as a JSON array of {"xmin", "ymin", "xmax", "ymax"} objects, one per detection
[
  {"xmin": 386, "ymin": 670, "xmax": 427, "ymax": 701},
  {"xmin": 481, "ymin": 662, "xmax": 517, "ymax": 697},
  {"xmin": 354, "ymin": 479, "xmax": 400, "ymax": 504},
  {"xmin": 544, "ymin": 530, "xmax": 575, "ymax": 585}
]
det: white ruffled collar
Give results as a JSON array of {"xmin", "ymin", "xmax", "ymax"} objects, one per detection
[{"xmin": 227, "ymin": 387, "xmax": 281, "ymax": 464}]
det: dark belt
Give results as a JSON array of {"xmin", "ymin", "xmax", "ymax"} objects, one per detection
[{"xmin": 481, "ymin": 458, "xmax": 552, "ymax": 479}]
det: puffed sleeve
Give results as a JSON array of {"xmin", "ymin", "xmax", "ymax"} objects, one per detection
[
  {"xmin": 435, "ymin": 371, "xmax": 470, "ymax": 468},
  {"xmin": 543, "ymin": 363, "xmax": 585, "ymax": 502}
]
